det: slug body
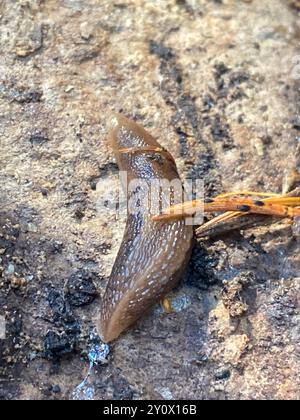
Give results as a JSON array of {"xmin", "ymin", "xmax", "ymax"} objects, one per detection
[{"xmin": 98, "ymin": 115, "xmax": 194, "ymax": 342}]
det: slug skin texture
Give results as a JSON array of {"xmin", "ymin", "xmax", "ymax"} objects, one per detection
[{"xmin": 98, "ymin": 114, "xmax": 194, "ymax": 343}]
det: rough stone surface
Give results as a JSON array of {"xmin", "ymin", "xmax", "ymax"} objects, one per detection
[{"xmin": 0, "ymin": 0, "xmax": 299, "ymax": 400}]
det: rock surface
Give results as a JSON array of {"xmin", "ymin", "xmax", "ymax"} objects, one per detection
[{"xmin": 0, "ymin": 0, "xmax": 299, "ymax": 400}]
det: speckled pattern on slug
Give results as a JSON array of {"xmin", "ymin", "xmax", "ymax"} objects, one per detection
[{"xmin": 98, "ymin": 115, "xmax": 194, "ymax": 342}]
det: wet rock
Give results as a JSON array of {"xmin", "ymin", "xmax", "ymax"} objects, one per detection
[
  {"xmin": 211, "ymin": 115, "xmax": 231, "ymax": 145},
  {"xmin": 29, "ymin": 129, "xmax": 49, "ymax": 145},
  {"xmin": 66, "ymin": 271, "xmax": 99, "ymax": 307},
  {"xmin": 229, "ymin": 71, "xmax": 250, "ymax": 89},
  {"xmin": 8, "ymin": 313, "xmax": 23, "ymax": 337},
  {"xmin": 214, "ymin": 368, "xmax": 231, "ymax": 381},
  {"xmin": 149, "ymin": 40, "xmax": 174, "ymax": 61},
  {"xmin": 43, "ymin": 331, "xmax": 75, "ymax": 359},
  {"xmin": 11, "ymin": 87, "xmax": 43, "ymax": 103},
  {"xmin": 214, "ymin": 63, "xmax": 230, "ymax": 79},
  {"xmin": 203, "ymin": 94, "xmax": 216, "ymax": 111},
  {"xmin": 47, "ymin": 290, "xmax": 81, "ymax": 336},
  {"xmin": 112, "ymin": 375, "xmax": 136, "ymax": 400},
  {"xmin": 187, "ymin": 242, "xmax": 219, "ymax": 289}
]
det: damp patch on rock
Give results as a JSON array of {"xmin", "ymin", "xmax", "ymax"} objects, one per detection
[
  {"xmin": 66, "ymin": 271, "xmax": 99, "ymax": 307},
  {"xmin": 43, "ymin": 330, "xmax": 75, "ymax": 360}
]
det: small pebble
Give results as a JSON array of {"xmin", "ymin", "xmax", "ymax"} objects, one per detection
[
  {"xmin": 156, "ymin": 387, "xmax": 174, "ymax": 400},
  {"xmin": 52, "ymin": 385, "xmax": 61, "ymax": 394},
  {"xmin": 252, "ymin": 137, "xmax": 265, "ymax": 157},
  {"xmin": 80, "ymin": 22, "xmax": 93, "ymax": 40},
  {"xmin": 65, "ymin": 85, "xmax": 75, "ymax": 93},
  {"xmin": 5, "ymin": 263, "xmax": 15, "ymax": 275},
  {"xmin": 215, "ymin": 369, "xmax": 231, "ymax": 380},
  {"xmin": 292, "ymin": 217, "xmax": 300, "ymax": 237},
  {"xmin": 27, "ymin": 223, "xmax": 38, "ymax": 233},
  {"xmin": 170, "ymin": 293, "xmax": 191, "ymax": 312}
]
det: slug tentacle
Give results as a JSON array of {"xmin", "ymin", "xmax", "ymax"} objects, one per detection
[{"xmin": 98, "ymin": 114, "xmax": 194, "ymax": 343}]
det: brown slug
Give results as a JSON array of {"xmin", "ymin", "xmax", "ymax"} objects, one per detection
[{"xmin": 98, "ymin": 114, "xmax": 194, "ymax": 343}]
